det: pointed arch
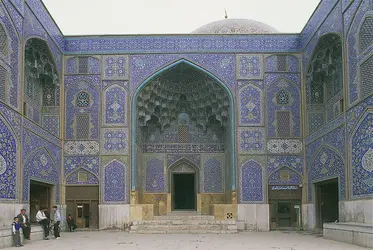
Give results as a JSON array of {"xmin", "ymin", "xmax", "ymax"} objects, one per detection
[
  {"xmin": 268, "ymin": 166, "xmax": 302, "ymax": 186},
  {"xmin": 102, "ymin": 159, "xmax": 128, "ymax": 203},
  {"xmin": 240, "ymin": 159, "xmax": 264, "ymax": 203},
  {"xmin": 167, "ymin": 158, "xmax": 200, "ymax": 193},
  {"xmin": 131, "ymin": 59, "xmax": 235, "ymax": 190},
  {"xmin": 103, "ymin": 83, "xmax": 127, "ymax": 126},
  {"xmin": 22, "ymin": 147, "xmax": 60, "ymax": 202},
  {"xmin": 65, "ymin": 167, "xmax": 99, "ymax": 185},
  {"xmin": 238, "ymin": 83, "xmax": 264, "ymax": 126},
  {"xmin": 308, "ymin": 145, "xmax": 345, "ymax": 202}
]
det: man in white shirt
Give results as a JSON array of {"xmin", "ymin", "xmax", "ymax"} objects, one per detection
[
  {"xmin": 52, "ymin": 206, "xmax": 61, "ymax": 239},
  {"xmin": 36, "ymin": 208, "xmax": 49, "ymax": 240}
]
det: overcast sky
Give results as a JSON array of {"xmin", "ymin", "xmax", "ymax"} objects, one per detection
[{"xmin": 42, "ymin": 0, "xmax": 321, "ymax": 35}]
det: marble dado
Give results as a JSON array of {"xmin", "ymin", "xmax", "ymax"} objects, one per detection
[
  {"xmin": 267, "ymin": 139, "xmax": 303, "ymax": 154},
  {"xmin": 64, "ymin": 141, "xmax": 100, "ymax": 155}
]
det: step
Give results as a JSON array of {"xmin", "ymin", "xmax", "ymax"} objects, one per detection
[
  {"xmin": 131, "ymin": 224, "xmax": 230, "ymax": 231},
  {"xmin": 129, "ymin": 230, "xmax": 238, "ymax": 234},
  {"xmin": 133, "ymin": 219, "xmax": 236, "ymax": 226},
  {"xmin": 154, "ymin": 215, "xmax": 215, "ymax": 221}
]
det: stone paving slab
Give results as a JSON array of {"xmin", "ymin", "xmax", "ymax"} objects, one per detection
[{"xmin": 2, "ymin": 231, "xmax": 371, "ymax": 250}]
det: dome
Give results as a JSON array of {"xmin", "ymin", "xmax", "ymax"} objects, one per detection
[{"xmin": 192, "ymin": 18, "xmax": 278, "ymax": 34}]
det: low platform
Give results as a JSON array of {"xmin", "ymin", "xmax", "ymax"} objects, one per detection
[
  {"xmin": 0, "ymin": 225, "xmax": 44, "ymax": 249},
  {"xmin": 130, "ymin": 213, "xmax": 238, "ymax": 234},
  {"xmin": 323, "ymin": 222, "xmax": 373, "ymax": 248}
]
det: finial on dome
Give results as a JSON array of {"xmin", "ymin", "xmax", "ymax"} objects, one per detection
[{"xmin": 224, "ymin": 9, "xmax": 228, "ymax": 19}]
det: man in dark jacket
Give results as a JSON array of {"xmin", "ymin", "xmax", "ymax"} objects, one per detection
[
  {"xmin": 66, "ymin": 214, "xmax": 77, "ymax": 232},
  {"xmin": 17, "ymin": 209, "xmax": 31, "ymax": 240}
]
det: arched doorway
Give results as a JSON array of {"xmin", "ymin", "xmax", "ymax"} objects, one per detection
[
  {"xmin": 131, "ymin": 60, "xmax": 235, "ymax": 213},
  {"xmin": 168, "ymin": 160, "xmax": 199, "ymax": 211}
]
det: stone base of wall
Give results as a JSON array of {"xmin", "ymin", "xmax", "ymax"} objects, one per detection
[
  {"xmin": 99, "ymin": 204, "xmax": 130, "ymax": 230},
  {"xmin": 324, "ymin": 222, "xmax": 373, "ymax": 248},
  {"xmin": 340, "ymin": 199, "xmax": 373, "ymax": 224},
  {"xmin": 0, "ymin": 203, "xmax": 29, "ymax": 227},
  {"xmin": 0, "ymin": 225, "xmax": 44, "ymax": 249},
  {"xmin": 302, "ymin": 204, "xmax": 316, "ymax": 230},
  {"xmin": 237, "ymin": 204, "xmax": 269, "ymax": 231},
  {"xmin": 130, "ymin": 204, "xmax": 153, "ymax": 222},
  {"xmin": 210, "ymin": 204, "xmax": 237, "ymax": 220}
]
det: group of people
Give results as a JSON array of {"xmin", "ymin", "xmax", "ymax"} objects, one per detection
[{"xmin": 12, "ymin": 207, "xmax": 77, "ymax": 247}]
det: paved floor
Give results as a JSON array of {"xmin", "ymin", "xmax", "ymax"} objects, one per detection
[{"xmin": 5, "ymin": 231, "xmax": 370, "ymax": 250}]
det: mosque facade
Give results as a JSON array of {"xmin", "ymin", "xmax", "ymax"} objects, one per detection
[{"xmin": 0, "ymin": 0, "xmax": 372, "ymax": 242}]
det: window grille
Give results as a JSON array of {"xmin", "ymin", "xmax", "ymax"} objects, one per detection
[
  {"xmin": 276, "ymin": 111, "xmax": 291, "ymax": 137},
  {"xmin": 75, "ymin": 114, "xmax": 90, "ymax": 139},
  {"xmin": 360, "ymin": 17, "xmax": 373, "ymax": 53}
]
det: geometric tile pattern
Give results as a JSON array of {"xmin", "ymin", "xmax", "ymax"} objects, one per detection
[
  {"xmin": 103, "ymin": 160, "xmax": 127, "ymax": 203},
  {"xmin": 0, "ymin": 116, "xmax": 17, "ymax": 199},
  {"xmin": 102, "ymin": 55, "xmax": 129, "ymax": 80},
  {"xmin": 101, "ymin": 128, "xmax": 128, "ymax": 155},
  {"xmin": 238, "ymin": 84, "xmax": 264, "ymax": 126},
  {"xmin": 351, "ymin": 112, "xmax": 373, "ymax": 198},
  {"xmin": 64, "ymin": 141, "xmax": 99, "ymax": 155},
  {"xmin": 145, "ymin": 158, "xmax": 164, "ymax": 192},
  {"xmin": 236, "ymin": 54, "xmax": 263, "ymax": 80},
  {"xmin": 204, "ymin": 158, "xmax": 223, "ymax": 193},
  {"xmin": 240, "ymin": 159, "xmax": 263, "ymax": 203},
  {"xmin": 41, "ymin": 115, "xmax": 60, "ymax": 137},
  {"xmin": 267, "ymin": 139, "xmax": 303, "ymax": 154},
  {"xmin": 308, "ymin": 146, "xmax": 345, "ymax": 202},
  {"xmin": 238, "ymin": 127, "xmax": 265, "ymax": 154}
]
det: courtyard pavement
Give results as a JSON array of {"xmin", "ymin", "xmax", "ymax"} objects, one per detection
[{"xmin": 4, "ymin": 231, "xmax": 370, "ymax": 250}]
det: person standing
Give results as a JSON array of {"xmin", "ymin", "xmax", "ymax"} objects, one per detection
[
  {"xmin": 17, "ymin": 209, "xmax": 31, "ymax": 240},
  {"xmin": 12, "ymin": 217, "xmax": 23, "ymax": 247},
  {"xmin": 36, "ymin": 208, "xmax": 49, "ymax": 240},
  {"xmin": 52, "ymin": 206, "xmax": 61, "ymax": 239}
]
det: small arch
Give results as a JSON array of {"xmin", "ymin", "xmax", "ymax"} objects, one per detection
[
  {"xmin": 268, "ymin": 166, "xmax": 302, "ymax": 185},
  {"xmin": 103, "ymin": 160, "xmax": 127, "ymax": 203},
  {"xmin": 240, "ymin": 159, "xmax": 264, "ymax": 203},
  {"xmin": 65, "ymin": 167, "xmax": 99, "ymax": 183},
  {"xmin": 168, "ymin": 158, "xmax": 200, "ymax": 193}
]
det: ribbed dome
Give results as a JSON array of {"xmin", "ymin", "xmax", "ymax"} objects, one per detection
[{"xmin": 192, "ymin": 18, "xmax": 278, "ymax": 34}]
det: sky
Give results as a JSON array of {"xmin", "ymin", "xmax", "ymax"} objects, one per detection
[{"xmin": 42, "ymin": 0, "xmax": 321, "ymax": 35}]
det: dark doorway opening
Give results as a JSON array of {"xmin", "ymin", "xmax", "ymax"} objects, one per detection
[
  {"xmin": 316, "ymin": 178, "xmax": 339, "ymax": 228},
  {"xmin": 30, "ymin": 181, "xmax": 52, "ymax": 223},
  {"xmin": 173, "ymin": 174, "xmax": 196, "ymax": 210},
  {"xmin": 66, "ymin": 186, "xmax": 99, "ymax": 229}
]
